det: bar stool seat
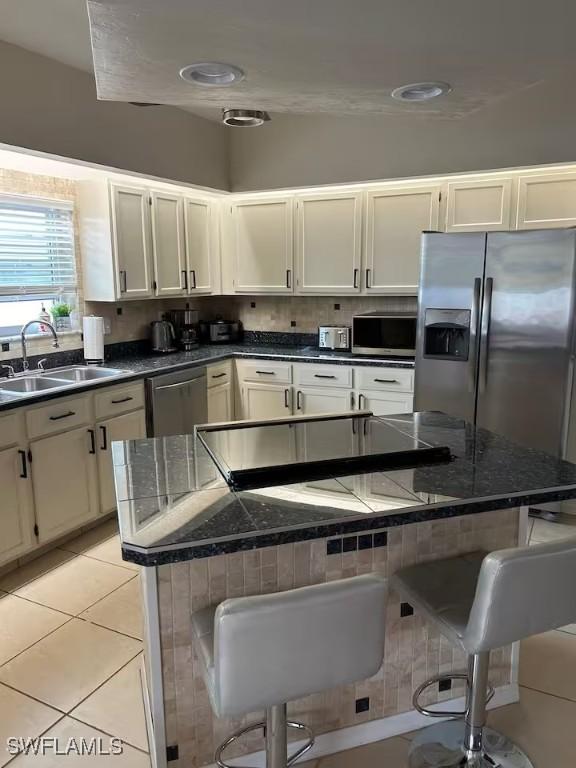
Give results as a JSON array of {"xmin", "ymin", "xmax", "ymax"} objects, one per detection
[
  {"xmin": 192, "ymin": 574, "xmax": 387, "ymax": 768},
  {"xmin": 392, "ymin": 538, "xmax": 576, "ymax": 768}
]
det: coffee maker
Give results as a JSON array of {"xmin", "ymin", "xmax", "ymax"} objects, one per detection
[{"xmin": 165, "ymin": 307, "xmax": 200, "ymax": 351}]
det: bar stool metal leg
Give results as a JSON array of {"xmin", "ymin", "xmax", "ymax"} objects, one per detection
[{"xmin": 409, "ymin": 653, "xmax": 534, "ymax": 768}]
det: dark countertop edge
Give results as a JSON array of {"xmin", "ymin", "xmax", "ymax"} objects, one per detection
[
  {"xmin": 0, "ymin": 348, "xmax": 415, "ymax": 414},
  {"xmin": 120, "ymin": 484, "xmax": 576, "ymax": 566}
]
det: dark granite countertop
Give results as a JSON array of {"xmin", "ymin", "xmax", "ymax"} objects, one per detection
[
  {"xmin": 112, "ymin": 411, "xmax": 576, "ymax": 566},
  {"xmin": 0, "ymin": 342, "xmax": 414, "ymax": 414}
]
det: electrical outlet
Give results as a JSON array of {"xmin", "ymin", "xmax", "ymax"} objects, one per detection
[
  {"xmin": 103, "ymin": 318, "xmax": 112, "ymax": 335},
  {"xmin": 355, "ymin": 697, "xmax": 370, "ymax": 713},
  {"xmin": 1, "ymin": 342, "xmax": 9, "ymax": 352}
]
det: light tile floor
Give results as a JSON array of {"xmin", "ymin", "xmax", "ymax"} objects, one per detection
[{"xmin": 0, "ymin": 516, "xmax": 575, "ymax": 767}]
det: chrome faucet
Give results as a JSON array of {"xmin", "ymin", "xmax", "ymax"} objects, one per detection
[{"xmin": 21, "ymin": 320, "xmax": 59, "ymax": 373}]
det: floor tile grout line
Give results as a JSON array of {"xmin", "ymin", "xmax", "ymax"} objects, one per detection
[
  {"xmin": 67, "ymin": 712, "xmax": 150, "ymax": 755},
  {"xmin": 3, "ymin": 712, "xmax": 68, "ymax": 767},
  {"xmin": 78, "ymin": 572, "xmax": 139, "ymax": 615},
  {"xmin": 77, "ymin": 552, "xmax": 140, "ymax": 573},
  {"xmin": 518, "ymin": 682, "xmax": 576, "ymax": 706},
  {"xmin": 0, "ymin": 676, "xmax": 69, "ymax": 716},
  {"xmin": 0, "ymin": 552, "xmax": 77, "ymax": 595},
  {"xmin": 0, "ymin": 616, "xmax": 75, "ymax": 673},
  {"xmin": 78, "ymin": 615, "xmax": 143, "ymax": 643}
]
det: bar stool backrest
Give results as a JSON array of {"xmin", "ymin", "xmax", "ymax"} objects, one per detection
[
  {"xmin": 464, "ymin": 537, "xmax": 576, "ymax": 654},
  {"xmin": 213, "ymin": 574, "xmax": 387, "ymax": 717}
]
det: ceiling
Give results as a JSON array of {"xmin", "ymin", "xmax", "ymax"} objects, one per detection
[{"xmin": 2, "ymin": 1, "xmax": 576, "ymax": 122}]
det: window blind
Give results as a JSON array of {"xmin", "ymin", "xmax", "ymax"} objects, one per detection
[{"xmin": 0, "ymin": 197, "xmax": 76, "ymax": 296}]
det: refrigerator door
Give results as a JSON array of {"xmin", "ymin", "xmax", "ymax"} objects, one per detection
[
  {"xmin": 415, "ymin": 232, "xmax": 486, "ymax": 422},
  {"xmin": 477, "ymin": 229, "xmax": 576, "ymax": 455}
]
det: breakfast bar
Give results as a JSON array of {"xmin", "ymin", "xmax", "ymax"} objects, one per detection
[{"xmin": 112, "ymin": 412, "xmax": 576, "ymax": 768}]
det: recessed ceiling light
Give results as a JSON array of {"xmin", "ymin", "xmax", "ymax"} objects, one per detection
[
  {"xmin": 179, "ymin": 62, "xmax": 245, "ymax": 87},
  {"xmin": 391, "ymin": 82, "xmax": 451, "ymax": 102},
  {"xmin": 222, "ymin": 109, "xmax": 271, "ymax": 127}
]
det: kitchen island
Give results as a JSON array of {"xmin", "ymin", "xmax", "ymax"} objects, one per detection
[{"xmin": 113, "ymin": 411, "xmax": 576, "ymax": 768}]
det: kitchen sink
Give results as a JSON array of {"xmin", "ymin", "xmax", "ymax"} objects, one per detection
[
  {"xmin": 0, "ymin": 376, "xmax": 70, "ymax": 394},
  {"xmin": 48, "ymin": 366, "xmax": 127, "ymax": 382}
]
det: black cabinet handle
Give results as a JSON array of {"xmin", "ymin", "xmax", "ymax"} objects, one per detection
[
  {"xmin": 49, "ymin": 410, "xmax": 75, "ymax": 421},
  {"xmin": 256, "ymin": 370, "xmax": 275, "ymax": 375},
  {"xmin": 286, "ymin": 269, "xmax": 292, "ymax": 289},
  {"xmin": 88, "ymin": 429, "xmax": 96, "ymax": 454},
  {"xmin": 100, "ymin": 425, "xmax": 108, "ymax": 451},
  {"xmin": 314, "ymin": 374, "xmax": 336, "ymax": 379},
  {"xmin": 119, "ymin": 270, "xmax": 127, "ymax": 293},
  {"xmin": 18, "ymin": 449, "xmax": 27, "ymax": 479},
  {"xmin": 374, "ymin": 378, "xmax": 398, "ymax": 384},
  {"xmin": 111, "ymin": 396, "xmax": 133, "ymax": 404},
  {"xmin": 365, "ymin": 268, "xmax": 371, "ymax": 289},
  {"xmin": 359, "ymin": 393, "xmax": 365, "ymax": 409},
  {"xmin": 284, "ymin": 388, "xmax": 290, "ymax": 408},
  {"xmin": 212, "ymin": 372, "xmax": 226, "ymax": 379},
  {"xmin": 182, "ymin": 270, "xmax": 188, "ymax": 290},
  {"xmin": 190, "ymin": 270, "xmax": 197, "ymax": 289},
  {"xmin": 353, "ymin": 268, "xmax": 359, "ymax": 289},
  {"xmin": 296, "ymin": 390, "xmax": 302, "ymax": 410}
]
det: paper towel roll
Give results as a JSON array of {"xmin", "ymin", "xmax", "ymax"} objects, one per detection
[{"xmin": 83, "ymin": 316, "xmax": 104, "ymax": 364}]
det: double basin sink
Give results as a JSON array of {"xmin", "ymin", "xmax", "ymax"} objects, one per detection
[{"xmin": 0, "ymin": 366, "xmax": 130, "ymax": 400}]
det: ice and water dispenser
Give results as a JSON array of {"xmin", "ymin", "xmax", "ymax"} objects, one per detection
[{"xmin": 423, "ymin": 309, "xmax": 471, "ymax": 361}]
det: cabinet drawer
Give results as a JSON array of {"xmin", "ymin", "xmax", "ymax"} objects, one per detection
[
  {"xmin": 26, "ymin": 395, "xmax": 92, "ymax": 439},
  {"xmin": 95, "ymin": 382, "xmax": 145, "ymax": 420},
  {"xmin": 0, "ymin": 412, "xmax": 22, "ymax": 449},
  {"xmin": 237, "ymin": 360, "xmax": 292, "ymax": 384},
  {"xmin": 294, "ymin": 364, "xmax": 353, "ymax": 389},
  {"xmin": 355, "ymin": 366, "xmax": 414, "ymax": 393},
  {"xmin": 207, "ymin": 361, "xmax": 232, "ymax": 388}
]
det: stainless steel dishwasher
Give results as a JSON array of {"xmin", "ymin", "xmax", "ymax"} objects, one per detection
[{"xmin": 146, "ymin": 367, "xmax": 207, "ymax": 437}]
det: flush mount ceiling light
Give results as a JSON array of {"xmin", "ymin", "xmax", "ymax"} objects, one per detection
[
  {"xmin": 179, "ymin": 62, "xmax": 245, "ymax": 87},
  {"xmin": 391, "ymin": 81, "xmax": 451, "ymax": 102},
  {"xmin": 222, "ymin": 108, "xmax": 271, "ymax": 127}
]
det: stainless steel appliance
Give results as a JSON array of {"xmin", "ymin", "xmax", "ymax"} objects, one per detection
[
  {"xmin": 199, "ymin": 319, "xmax": 242, "ymax": 344},
  {"xmin": 150, "ymin": 320, "xmax": 177, "ymax": 353},
  {"xmin": 165, "ymin": 308, "xmax": 200, "ymax": 351},
  {"xmin": 352, "ymin": 312, "xmax": 417, "ymax": 357},
  {"xmin": 415, "ymin": 229, "xmax": 576, "ymax": 459},
  {"xmin": 318, "ymin": 325, "xmax": 350, "ymax": 350},
  {"xmin": 146, "ymin": 367, "xmax": 207, "ymax": 437}
]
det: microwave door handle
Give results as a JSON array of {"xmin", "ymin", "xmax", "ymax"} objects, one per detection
[
  {"xmin": 469, "ymin": 277, "xmax": 482, "ymax": 393},
  {"xmin": 478, "ymin": 277, "xmax": 493, "ymax": 394}
]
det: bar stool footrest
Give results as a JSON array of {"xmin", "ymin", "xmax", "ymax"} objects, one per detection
[
  {"xmin": 413, "ymin": 673, "xmax": 495, "ymax": 719},
  {"xmin": 215, "ymin": 719, "xmax": 315, "ymax": 768}
]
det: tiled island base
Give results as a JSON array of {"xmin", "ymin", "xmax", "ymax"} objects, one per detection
[{"xmin": 150, "ymin": 508, "xmax": 519, "ymax": 767}]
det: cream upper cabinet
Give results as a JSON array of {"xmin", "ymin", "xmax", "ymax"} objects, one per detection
[
  {"xmin": 97, "ymin": 409, "xmax": 146, "ymax": 516},
  {"xmin": 184, "ymin": 197, "xmax": 213, "ymax": 294},
  {"xmin": 295, "ymin": 192, "xmax": 362, "ymax": 294},
  {"xmin": 445, "ymin": 178, "xmax": 513, "ymax": 232},
  {"xmin": 230, "ymin": 197, "xmax": 294, "ymax": 293},
  {"xmin": 516, "ymin": 172, "xmax": 576, "ymax": 229},
  {"xmin": 150, "ymin": 190, "xmax": 186, "ymax": 297},
  {"xmin": 364, "ymin": 185, "xmax": 441, "ymax": 294},
  {"xmin": 110, "ymin": 183, "xmax": 153, "ymax": 299},
  {"xmin": 30, "ymin": 426, "xmax": 99, "ymax": 544}
]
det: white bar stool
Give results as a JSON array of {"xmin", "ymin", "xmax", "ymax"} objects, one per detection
[
  {"xmin": 391, "ymin": 538, "xmax": 576, "ymax": 768},
  {"xmin": 191, "ymin": 573, "xmax": 387, "ymax": 768}
]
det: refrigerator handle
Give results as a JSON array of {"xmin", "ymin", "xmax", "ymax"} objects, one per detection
[
  {"xmin": 469, "ymin": 277, "xmax": 482, "ymax": 392},
  {"xmin": 479, "ymin": 277, "xmax": 494, "ymax": 394}
]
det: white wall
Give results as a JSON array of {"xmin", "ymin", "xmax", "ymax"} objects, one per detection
[
  {"xmin": 0, "ymin": 41, "xmax": 229, "ymax": 190},
  {"xmin": 229, "ymin": 76, "xmax": 576, "ymax": 191}
]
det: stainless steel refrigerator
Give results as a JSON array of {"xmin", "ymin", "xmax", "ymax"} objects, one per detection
[{"xmin": 414, "ymin": 229, "xmax": 576, "ymax": 461}]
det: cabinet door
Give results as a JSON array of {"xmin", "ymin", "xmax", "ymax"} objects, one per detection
[
  {"xmin": 445, "ymin": 178, "xmax": 513, "ymax": 232},
  {"xmin": 231, "ymin": 198, "xmax": 294, "ymax": 293},
  {"xmin": 517, "ymin": 173, "xmax": 576, "ymax": 229},
  {"xmin": 240, "ymin": 382, "xmax": 293, "ymax": 467},
  {"xmin": 97, "ymin": 410, "xmax": 146, "ymax": 516},
  {"xmin": 110, "ymin": 184, "xmax": 153, "ymax": 299},
  {"xmin": 31, "ymin": 427, "xmax": 99, "ymax": 544},
  {"xmin": 357, "ymin": 389, "xmax": 414, "ymax": 416},
  {"xmin": 0, "ymin": 447, "xmax": 35, "ymax": 566},
  {"xmin": 295, "ymin": 193, "xmax": 362, "ymax": 294},
  {"xmin": 365, "ymin": 186, "xmax": 441, "ymax": 294},
  {"xmin": 151, "ymin": 190, "xmax": 186, "ymax": 297},
  {"xmin": 184, "ymin": 197, "xmax": 213, "ymax": 294},
  {"xmin": 208, "ymin": 382, "xmax": 233, "ymax": 423},
  {"xmin": 242, "ymin": 382, "xmax": 292, "ymax": 420},
  {"xmin": 295, "ymin": 387, "xmax": 355, "ymax": 462}
]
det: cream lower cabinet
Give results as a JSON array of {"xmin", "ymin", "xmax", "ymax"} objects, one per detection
[
  {"xmin": 357, "ymin": 389, "xmax": 414, "ymax": 416},
  {"xmin": 207, "ymin": 382, "xmax": 233, "ymax": 423},
  {"xmin": 31, "ymin": 426, "xmax": 99, "ymax": 545},
  {"xmin": 0, "ymin": 443, "xmax": 35, "ymax": 566},
  {"xmin": 96, "ymin": 409, "xmax": 146, "ymax": 516},
  {"xmin": 294, "ymin": 387, "xmax": 355, "ymax": 462},
  {"xmin": 239, "ymin": 382, "xmax": 293, "ymax": 467}
]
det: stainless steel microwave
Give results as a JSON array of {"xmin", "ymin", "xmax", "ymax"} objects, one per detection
[{"xmin": 352, "ymin": 312, "xmax": 417, "ymax": 357}]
